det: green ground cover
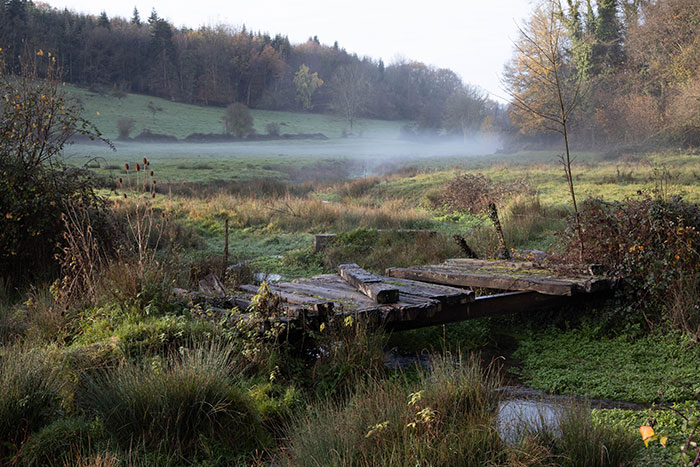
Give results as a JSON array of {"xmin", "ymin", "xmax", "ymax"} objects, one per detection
[{"xmin": 512, "ymin": 328, "xmax": 700, "ymax": 404}]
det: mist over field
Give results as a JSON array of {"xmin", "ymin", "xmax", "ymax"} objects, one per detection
[{"xmin": 63, "ymin": 132, "xmax": 504, "ymax": 181}]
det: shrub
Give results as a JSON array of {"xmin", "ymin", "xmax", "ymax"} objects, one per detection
[
  {"xmin": 0, "ymin": 347, "xmax": 64, "ymax": 456},
  {"xmin": 466, "ymin": 195, "xmax": 567, "ymax": 256},
  {"xmin": 438, "ymin": 172, "xmax": 531, "ymax": 214},
  {"xmin": 116, "ymin": 118, "xmax": 136, "ymax": 140},
  {"xmin": 0, "ymin": 50, "xmax": 106, "ymax": 288},
  {"xmin": 265, "ymin": 122, "xmax": 280, "ymax": 136},
  {"xmin": 76, "ymin": 343, "xmax": 267, "ymax": 458},
  {"xmin": 223, "ymin": 102, "xmax": 254, "ymax": 138},
  {"xmin": 560, "ymin": 194, "xmax": 700, "ymax": 331}
]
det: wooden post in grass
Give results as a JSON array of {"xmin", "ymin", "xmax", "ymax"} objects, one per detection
[
  {"xmin": 222, "ymin": 216, "xmax": 229, "ymax": 280},
  {"xmin": 488, "ymin": 203, "xmax": 510, "ymax": 260}
]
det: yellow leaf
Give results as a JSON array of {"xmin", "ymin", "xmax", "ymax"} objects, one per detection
[
  {"xmin": 640, "ymin": 426, "xmax": 655, "ymax": 447},
  {"xmin": 660, "ymin": 436, "xmax": 668, "ymax": 447}
]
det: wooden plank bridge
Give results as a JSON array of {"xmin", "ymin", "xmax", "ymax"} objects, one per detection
[{"xmin": 192, "ymin": 258, "xmax": 618, "ymax": 332}]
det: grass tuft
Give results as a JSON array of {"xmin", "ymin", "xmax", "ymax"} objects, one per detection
[
  {"xmin": 0, "ymin": 346, "xmax": 64, "ymax": 455},
  {"xmin": 76, "ymin": 342, "xmax": 268, "ymax": 458}
]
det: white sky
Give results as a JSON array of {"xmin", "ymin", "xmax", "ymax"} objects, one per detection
[{"xmin": 43, "ymin": 0, "xmax": 535, "ymax": 101}]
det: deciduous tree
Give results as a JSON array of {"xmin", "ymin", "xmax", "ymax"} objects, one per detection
[
  {"xmin": 443, "ymin": 86, "xmax": 488, "ymax": 142},
  {"xmin": 293, "ymin": 64, "xmax": 323, "ymax": 110},
  {"xmin": 330, "ymin": 64, "xmax": 370, "ymax": 133},
  {"xmin": 503, "ymin": 1, "xmax": 586, "ymax": 260}
]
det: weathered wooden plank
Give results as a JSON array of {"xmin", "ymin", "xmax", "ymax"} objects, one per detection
[
  {"xmin": 308, "ymin": 275, "xmax": 443, "ymax": 320},
  {"xmin": 237, "ymin": 284, "xmax": 334, "ymax": 316},
  {"xmin": 386, "ymin": 265, "xmax": 578, "ymax": 295},
  {"xmin": 442, "ymin": 262, "xmax": 616, "ymax": 294},
  {"xmin": 272, "ymin": 281, "xmax": 378, "ymax": 311},
  {"xmin": 313, "ymin": 274, "xmax": 460, "ymax": 320},
  {"xmin": 338, "ymin": 263, "xmax": 399, "ymax": 304},
  {"xmin": 444, "ymin": 258, "xmax": 541, "ymax": 270},
  {"xmin": 376, "ymin": 275, "xmax": 474, "ymax": 304},
  {"xmin": 386, "ymin": 291, "xmax": 572, "ymax": 331},
  {"xmin": 198, "ymin": 274, "xmax": 226, "ymax": 296}
]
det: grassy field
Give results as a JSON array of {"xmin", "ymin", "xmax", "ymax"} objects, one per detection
[{"xmin": 68, "ymin": 84, "xmax": 409, "ymax": 140}]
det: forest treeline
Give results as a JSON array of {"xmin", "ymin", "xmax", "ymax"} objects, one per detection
[
  {"xmin": 0, "ymin": 0, "xmax": 508, "ymax": 137},
  {"xmin": 505, "ymin": 0, "xmax": 700, "ymax": 148},
  {"xmin": 2, "ymin": 0, "xmax": 699, "ymax": 147}
]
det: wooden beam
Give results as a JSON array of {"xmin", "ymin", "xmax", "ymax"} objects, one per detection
[
  {"xmin": 237, "ymin": 284, "xmax": 334, "ymax": 316},
  {"xmin": 386, "ymin": 265, "xmax": 580, "ymax": 295},
  {"xmin": 338, "ymin": 263, "xmax": 399, "ymax": 304},
  {"xmin": 386, "ymin": 291, "xmax": 571, "ymax": 331}
]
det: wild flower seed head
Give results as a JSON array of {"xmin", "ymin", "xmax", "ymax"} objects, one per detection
[
  {"xmin": 136, "ymin": 163, "xmax": 140, "ymax": 172},
  {"xmin": 151, "ymin": 192, "xmax": 155, "ymax": 198},
  {"xmin": 149, "ymin": 170, "xmax": 154, "ymax": 176},
  {"xmin": 152, "ymin": 180, "xmax": 156, "ymax": 185},
  {"xmin": 124, "ymin": 163, "xmax": 129, "ymax": 170},
  {"xmin": 123, "ymin": 193, "xmax": 127, "ymax": 199},
  {"xmin": 118, "ymin": 177, "xmax": 123, "ymax": 184},
  {"xmin": 142, "ymin": 157, "xmax": 147, "ymax": 165}
]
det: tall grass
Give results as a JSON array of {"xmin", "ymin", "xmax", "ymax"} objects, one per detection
[
  {"xmin": 0, "ymin": 346, "xmax": 64, "ymax": 455},
  {"xmin": 285, "ymin": 353, "xmax": 509, "ymax": 466},
  {"xmin": 556, "ymin": 403, "xmax": 639, "ymax": 466},
  {"xmin": 165, "ymin": 193, "xmax": 434, "ymax": 234},
  {"xmin": 322, "ymin": 229, "xmax": 461, "ymax": 274},
  {"xmin": 76, "ymin": 343, "xmax": 267, "ymax": 459},
  {"xmin": 311, "ymin": 316, "xmax": 387, "ymax": 398}
]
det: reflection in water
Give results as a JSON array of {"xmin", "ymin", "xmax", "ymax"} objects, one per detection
[{"xmin": 498, "ymin": 398, "xmax": 561, "ymax": 444}]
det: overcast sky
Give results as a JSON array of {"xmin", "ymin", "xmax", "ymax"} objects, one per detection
[{"xmin": 43, "ymin": 0, "xmax": 535, "ymax": 100}]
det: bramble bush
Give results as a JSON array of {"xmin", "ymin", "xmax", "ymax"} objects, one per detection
[{"xmin": 561, "ymin": 194, "xmax": 700, "ymax": 334}]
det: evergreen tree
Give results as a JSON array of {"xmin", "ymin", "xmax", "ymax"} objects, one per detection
[
  {"xmin": 131, "ymin": 7, "xmax": 141, "ymax": 25},
  {"xmin": 98, "ymin": 11, "xmax": 110, "ymax": 29}
]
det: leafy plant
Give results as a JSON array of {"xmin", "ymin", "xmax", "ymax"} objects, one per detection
[{"xmin": 639, "ymin": 404, "xmax": 700, "ymax": 466}]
